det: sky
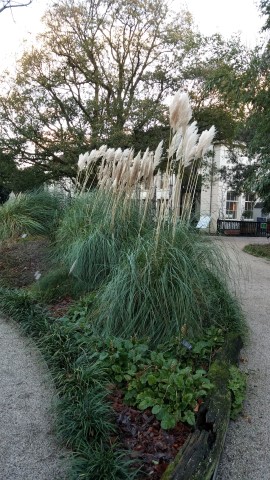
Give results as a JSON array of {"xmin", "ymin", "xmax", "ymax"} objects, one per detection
[
  {"xmin": 0, "ymin": 0, "xmax": 267, "ymax": 72},
  {"xmin": 181, "ymin": 0, "xmax": 266, "ymax": 46}
]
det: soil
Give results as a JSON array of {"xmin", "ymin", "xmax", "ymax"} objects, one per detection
[
  {"xmin": 47, "ymin": 296, "xmax": 75, "ymax": 318},
  {"xmin": 0, "ymin": 237, "xmax": 51, "ymax": 288},
  {"xmin": 111, "ymin": 389, "xmax": 191, "ymax": 479}
]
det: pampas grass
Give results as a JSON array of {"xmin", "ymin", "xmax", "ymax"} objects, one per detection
[
  {"xmin": 93, "ymin": 223, "xmax": 243, "ymax": 346},
  {"xmin": 54, "ymin": 190, "xmax": 154, "ymax": 290},
  {"xmin": 74, "ymin": 90, "xmax": 215, "ymax": 236}
]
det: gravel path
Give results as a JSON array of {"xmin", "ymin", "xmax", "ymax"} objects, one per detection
[
  {"xmin": 0, "ymin": 317, "xmax": 69, "ymax": 480},
  {"xmin": 215, "ymin": 236, "xmax": 270, "ymax": 480}
]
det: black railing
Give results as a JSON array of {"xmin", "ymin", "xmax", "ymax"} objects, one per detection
[{"xmin": 217, "ymin": 219, "xmax": 270, "ymax": 237}]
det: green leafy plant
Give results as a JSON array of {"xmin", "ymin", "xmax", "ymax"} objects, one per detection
[
  {"xmin": 124, "ymin": 352, "xmax": 213, "ymax": 429},
  {"xmin": 97, "ymin": 337, "xmax": 149, "ymax": 384},
  {"xmin": 228, "ymin": 366, "xmax": 247, "ymax": 420},
  {"xmin": 159, "ymin": 326, "xmax": 225, "ymax": 367}
]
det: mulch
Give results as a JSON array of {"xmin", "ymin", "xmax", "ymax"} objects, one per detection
[{"xmin": 111, "ymin": 389, "xmax": 191, "ymax": 479}]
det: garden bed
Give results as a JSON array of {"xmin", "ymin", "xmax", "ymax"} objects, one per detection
[
  {"xmin": 0, "ymin": 189, "xmax": 246, "ymax": 479},
  {"xmin": 162, "ymin": 334, "xmax": 243, "ymax": 480}
]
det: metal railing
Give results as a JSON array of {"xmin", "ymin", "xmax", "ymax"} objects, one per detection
[{"xmin": 217, "ymin": 220, "xmax": 270, "ymax": 237}]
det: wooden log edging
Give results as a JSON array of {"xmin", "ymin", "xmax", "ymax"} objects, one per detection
[{"xmin": 162, "ymin": 333, "xmax": 243, "ymax": 480}]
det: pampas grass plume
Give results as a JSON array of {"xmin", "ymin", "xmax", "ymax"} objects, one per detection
[
  {"xmin": 169, "ymin": 91, "xmax": 192, "ymax": 132},
  {"xmin": 195, "ymin": 126, "xmax": 216, "ymax": 158}
]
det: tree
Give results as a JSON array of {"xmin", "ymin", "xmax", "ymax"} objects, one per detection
[
  {"xmin": 0, "ymin": 0, "xmax": 199, "ymax": 181},
  {"xmin": 225, "ymin": 0, "xmax": 270, "ymax": 211},
  {"xmin": 0, "ymin": 0, "xmax": 251, "ymax": 187},
  {"xmin": 0, "ymin": 0, "xmax": 33, "ymax": 14}
]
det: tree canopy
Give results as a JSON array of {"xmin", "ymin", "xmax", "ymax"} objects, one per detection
[
  {"xmin": 222, "ymin": 0, "xmax": 270, "ymax": 211},
  {"xmin": 0, "ymin": 0, "xmax": 256, "ymax": 192}
]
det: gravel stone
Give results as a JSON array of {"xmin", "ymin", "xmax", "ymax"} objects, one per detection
[
  {"xmin": 215, "ymin": 236, "xmax": 270, "ymax": 480},
  {"xmin": 0, "ymin": 317, "xmax": 69, "ymax": 479}
]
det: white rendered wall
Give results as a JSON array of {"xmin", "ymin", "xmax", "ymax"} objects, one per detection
[{"xmin": 199, "ymin": 145, "xmax": 249, "ymax": 232}]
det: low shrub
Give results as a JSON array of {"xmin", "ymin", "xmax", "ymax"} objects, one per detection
[{"xmin": 0, "ymin": 189, "xmax": 66, "ymax": 242}]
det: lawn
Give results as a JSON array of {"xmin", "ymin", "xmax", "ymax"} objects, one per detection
[{"xmin": 243, "ymin": 243, "xmax": 270, "ymax": 260}]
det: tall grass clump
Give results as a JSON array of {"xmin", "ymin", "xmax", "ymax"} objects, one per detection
[
  {"xmin": 0, "ymin": 189, "xmax": 66, "ymax": 242},
  {"xmin": 93, "ymin": 223, "xmax": 243, "ymax": 346},
  {"xmin": 54, "ymin": 189, "xmax": 154, "ymax": 290}
]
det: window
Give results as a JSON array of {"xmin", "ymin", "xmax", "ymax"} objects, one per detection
[
  {"xmin": 244, "ymin": 193, "xmax": 255, "ymax": 217},
  {"xmin": 226, "ymin": 191, "xmax": 238, "ymax": 219}
]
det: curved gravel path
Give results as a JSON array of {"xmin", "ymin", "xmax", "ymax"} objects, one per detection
[
  {"xmin": 0, "ymin": 317, "xmax": 69, "ymax": 479},
  {"xmin": 216, "ymin": 236, "xmax": 270, "ymax": 480}
]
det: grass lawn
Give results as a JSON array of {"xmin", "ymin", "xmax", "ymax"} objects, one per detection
[{"xmin": 243, "ymin": 243, "xmax": 270, "ymax": 260}]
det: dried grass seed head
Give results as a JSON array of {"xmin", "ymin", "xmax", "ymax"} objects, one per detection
[
  {"xmin": 169, "ymin": 91, "xmax": 192, "ymax": 132},
  {"xmin": 154, "ymin": 140, "xmax": 163, "ymax": 168},
  {"xmin": 78, "ymin": 153, "xmax": 88, "ymax": 171},
  {"xmin": 196, "ymin": 126, "xmax": 216, "ymax": 158}
]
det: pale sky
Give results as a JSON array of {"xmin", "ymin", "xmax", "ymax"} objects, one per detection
[
  {"xmin": 0, "ymin": 0, "xmax": 267, "ymax": 72},
  {"xmin": 180, "ymin": 0, "xmax": 266, "ymax": 47}
]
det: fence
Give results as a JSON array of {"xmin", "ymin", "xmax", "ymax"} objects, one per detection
[{"xmin": 217, "ymin": 220, "xmax": 270, "ymax": 237}]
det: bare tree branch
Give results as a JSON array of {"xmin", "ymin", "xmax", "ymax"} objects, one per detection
[{"xmin": 0, "ymin": 0, "xmax": 33, "ymax": 14}]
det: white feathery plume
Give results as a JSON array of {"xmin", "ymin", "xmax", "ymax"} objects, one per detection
[
  {"xmin": 169, "ymin": 91, "xmax": 192, "ymax": 132},
  {"xmin": 183, "ymin": 122, "xmax": 199, "ymax": 164},
  {"xmin": 130, "ymin": 152, "xmax": 141, "ymax": 185},
  {"xmin": 169, "ymin": 130, "xmax": 182, "ymax": 158},
  {"xmin": 140, "ymin": 148, "xmax": 150, "ymax": 180},
  {"xmin": 114, "ymin": 148, "xmax": 123, "ymax": 163},
  {"xmin": 155, "ymin": 171, "xmax": 162, "ymax": 189},
  {"xmin": 182, "ymin": 122, "xmax": 198, "ymax": 152},
  {"xmin": 86, "ymin": 149, "xmax": 99, "ymax": 166},
  {"xmin": 114, "ymin": 157, "xmax": 125, "ymax": 185},
  {"xmin": 195, "ymin": 126, "xmax": 216, "ymax": 159},
  {"xmin": 98, "ymin": 144, "xmax": 108, "ymax": 154},
  {"xmin": 186, "ymin": 146, "xmax": 197, "ymax": 163},
  {"xmin": 154, "ymin": 140, "xmax": 163, "ymax": 168},
  {"xmin": 120, "ymin": 157, "xmax": 130, "ymax": 185},
  {"xmin": 105, "ymin": 148, "xmax": 116, "ymax": 162},
  {"xmin": 86, "ymin": 149, "xmax": 98, "ymax": 165},
  {"xmin": 145, "ymin": 159, "xmax": 154, "ymax": 190},
  {"xmin": 97, "ymin": 156, "xmax": 106, "ymax": 182},
  {"xmin": 122, "ymin": 148, "xmax": 132, "ymax": 159},
  {"xmin": 78, "ymin": 153, "xmax": 88, "ymax": 171},
  {"xmin": 141, "ymin": 149, "xmax": 151, "ymax": 180}
]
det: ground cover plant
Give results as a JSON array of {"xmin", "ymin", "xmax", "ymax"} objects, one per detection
[
  {"xmin": 0, "ymin": 91, "xmax": 246, "ymax": 478},
  {"xmin": 0, "ymin": 286, "xmax": 231, "ymax": 478},
  {"xmin": 243, "ymin": 243, "xmax": 270, "ymax": 260}
]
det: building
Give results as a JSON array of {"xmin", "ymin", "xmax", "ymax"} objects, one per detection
[{"xmin": 199, "ymin": 144, "xmax": 270, "ymax": 233}]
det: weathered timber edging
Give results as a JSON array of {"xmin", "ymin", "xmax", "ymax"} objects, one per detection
[{"xmin": 162, "ymin": 333, "xmax": 243, "ymax": 480}]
